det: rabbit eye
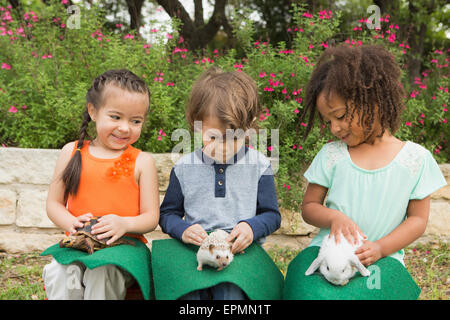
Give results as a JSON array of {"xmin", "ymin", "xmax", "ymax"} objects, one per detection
[
  {"xmin": 216, "ymin": 255, "xmax": 220, "ymax": 259},
  {"xmin": 342, "ymin": 269, "xmax": 345, "ymax": 273},
  {"xmin": 326, "ymin": 266, "xmax": 329, "ymax": 271},
  {"xmin": 226, "ymin": 255, "xmax": 229, "ymax": 259}
]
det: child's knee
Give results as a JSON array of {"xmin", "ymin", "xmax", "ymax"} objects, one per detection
[
  {"xmin": 43, "ymin": 259, "xmax": 85, "ymax": 300},
  {"xmin": 83, "ymin": 265, "xmax": 133, "ymax": 299}
]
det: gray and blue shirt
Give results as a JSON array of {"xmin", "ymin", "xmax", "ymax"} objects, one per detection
[{"xmin": 159, "ymin": 146, "xmax": 281, "ymax": 242}]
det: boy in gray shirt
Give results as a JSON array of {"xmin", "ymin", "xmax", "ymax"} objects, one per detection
[{"xmin": 159, "ymin": 67, "xmax": 281, "ymax": 299}]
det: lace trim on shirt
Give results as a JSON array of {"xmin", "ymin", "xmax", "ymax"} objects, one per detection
[
  {"xmin": 396, "ymin": 142, "xmax": 426, "ymax": 177},
  {"xmin": 325, "ymin": 141, "xmax": 347, "ymax": 171}
]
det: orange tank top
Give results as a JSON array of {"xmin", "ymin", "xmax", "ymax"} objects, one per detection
[{"xmin": 67, "ymin": 140, "xmax": 146, "ymax": 243}]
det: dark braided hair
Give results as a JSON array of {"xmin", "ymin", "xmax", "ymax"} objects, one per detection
[
  {"xmin": 298, "ymin": 44, "xmax": 405, "ymax": 140},
  {"xmin": 61, "ymin": 69, "xmax": 150, "ymax": 202}
]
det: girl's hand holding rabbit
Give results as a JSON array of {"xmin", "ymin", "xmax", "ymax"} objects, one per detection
[
  {"xmin": 330, "ymin": 211, "xmax": 366, "ymax": 245},
  {"xmin": 355, "ymin": 240, "xmax": 383, "ymax": 266}
]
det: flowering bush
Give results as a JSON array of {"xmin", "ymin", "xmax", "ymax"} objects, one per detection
[{"xmin": 0, "ymin": 1, "xmax": 448, "ymax": 211}]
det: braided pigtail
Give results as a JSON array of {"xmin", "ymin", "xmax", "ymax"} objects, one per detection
[{"xmin": 62, "ymin": 107, "xmax": 91, "ymax": 202}]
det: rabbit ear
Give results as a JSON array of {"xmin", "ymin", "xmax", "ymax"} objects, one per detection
[
  {"xmin": 305, "ymin": 256, "xmax": 323, "ymax": 276},
  {"xmin": 349, "ymin": 255, "xmax": 371, "ymax": 277}
]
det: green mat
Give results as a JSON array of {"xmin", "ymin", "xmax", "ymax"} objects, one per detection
[
  {"xmin": 151, "ymin": 239, "xmax": 284, "ymax": 300},
  {"xmin": 41, "ymin": 237, "xmax": 153, "ymax": 300},
  {"xmin": 283, "ymin": 246, "xmax": 420, "ymax": 300}
]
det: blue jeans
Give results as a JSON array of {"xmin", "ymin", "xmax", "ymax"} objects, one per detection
[{"xmin": 180, "ymin": 282, "xmax": 247, "ymax": 300}]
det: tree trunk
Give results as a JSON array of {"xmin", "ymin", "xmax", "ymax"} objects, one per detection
[
  {"xmin": 156, "ymin": 0, "xmax": 231, "ymax": 51},
  {"xmin": 126, "ymin": 0, "xmax": 144, "ymax": 32}
]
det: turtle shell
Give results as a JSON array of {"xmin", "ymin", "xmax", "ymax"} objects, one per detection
[
  {"xmin": 59, "ymin": 217, "xmax": 136, "ymax": 254},
  {"xmin": 75, "ymin": 217, "xmax": 109, "ymax": 245}
]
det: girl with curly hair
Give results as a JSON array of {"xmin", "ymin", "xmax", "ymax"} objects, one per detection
[{"xmin": 283, "ymin": 44, "xmax": 446, "ymax": 300}]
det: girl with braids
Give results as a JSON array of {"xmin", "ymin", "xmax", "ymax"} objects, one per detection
[
  {"xmin": 42, "ymin": 69, "xmax": 160, "ymax": 300},
  {"xmin": 283, "ymin": 44, "xmax": 446, "ymax": 300}
]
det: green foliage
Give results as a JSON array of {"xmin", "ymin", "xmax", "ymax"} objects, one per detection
[{"xmin": 0, "ymin": 1, "xmax": 448, "ymax": 210}]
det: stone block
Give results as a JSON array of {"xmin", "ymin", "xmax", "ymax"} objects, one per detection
[
  {"xmin": 0, "ymin": 148, "xmax": 59, "ymax": 184},
  {"xmin": 152, "ymin": 153, "xmax": 181, "ymax": 192},
  {"xmin": 424, "ymin": 201, "xmax": 450, "ymax": 237},
  {"xmin": 16, "ymin": 189, "xmax": 56, "ymax": 228},
  {"xmin": 0, "ymin": 189, "xmax": 16, "ymax": 225},
  {"xmin": 0, "ymin": 232, "xmax": 64, "ymax": 253},
  {"xmin": 431, "ymin": 185, "xmax": 450, "ymax": 200}
]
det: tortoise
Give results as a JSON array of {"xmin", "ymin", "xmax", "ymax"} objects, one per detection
[{"xmin": 59, "ymin": 217, "xmax": 136, "ymax": 254}]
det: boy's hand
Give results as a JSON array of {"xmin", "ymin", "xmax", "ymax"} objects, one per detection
[
  {"xmin": 69, "ymin": 213, "xmax": 93, "ymax": 235},
  {"xmin": 91, "ymin": 214, "xmax": 129, "ymax": 245},
  {"xmin": 355, "ymin": 240, "xmax": 383, "ymax": 266},
  {"xmin": 226, "ymin": 222, "xmax": 254, "ymax": 254},
  {"xmin": 182, "ymin": 224, "xmax": 208, "ymax": 246},
  {"xmin": 330, "ymin": 210, "xmax": 366, "ymax": 245}
]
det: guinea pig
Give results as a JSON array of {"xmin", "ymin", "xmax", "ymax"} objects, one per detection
[
  {"xmin": 197, "ymin": 229, "xmax": 234, "ymax": 271},
  {"xmin": 305, "ymin": 232, "xmax": 371, "ymax": 286}
]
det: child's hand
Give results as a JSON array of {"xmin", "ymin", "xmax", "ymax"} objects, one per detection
[
  {"xmin": 91, "ymin": 214, "xmax": 129, "ymax": 245},
  {"xmin": 226, "ymin": 222, "xmax": 254, "ymax": 254},
  {"xmin": 182, "ymin": 224, "xmax": 208, "ymax": 246},
  {"xmin": 69, "ymin": 213, "xmax": 93, "ymax": 235},
  {"xmin": 355, "ymin": 240, "xmax": 383, "ymax": 266},
  {"xmin": 330, "ymin": 211, "xmax": 366, "ymax": 245}
]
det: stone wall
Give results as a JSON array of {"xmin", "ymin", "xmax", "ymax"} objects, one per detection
[{"xmin": 0, "ymin": 147, "xmax": 448, "ymax": 253}]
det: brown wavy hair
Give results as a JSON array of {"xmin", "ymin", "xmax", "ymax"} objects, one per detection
[
  {"xmin": 186, "ymin": 66, "xmax": 261, "ymax": 132},
  {"xmin": 298, "ymin": 44, "xmax": 405, "ymax": 140},
  {"xmin": 61, "ymin": 69, "xmax": 150, "ymax": 202}
]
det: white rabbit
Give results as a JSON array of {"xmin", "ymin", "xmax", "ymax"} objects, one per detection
[{"xmin": 305, "ymin": 233, "xmax": 371, "ymax": 286}]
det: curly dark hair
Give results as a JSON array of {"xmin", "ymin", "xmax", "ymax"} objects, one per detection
[{"xmin": 298, "ymin": 44, "xmax": 405, "ymax": 140}]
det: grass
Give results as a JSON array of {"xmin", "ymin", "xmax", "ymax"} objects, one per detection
[{"xmin": 0, "ymin": 240, "xmax": 448, "ymax": 300}]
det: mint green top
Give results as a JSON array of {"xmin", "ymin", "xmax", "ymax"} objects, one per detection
[{"xmin": 304, "ymin": 140, "xmax": 447, "ymax": 265}]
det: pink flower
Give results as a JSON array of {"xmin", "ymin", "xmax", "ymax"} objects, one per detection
[
  {"xmin": 405, "ymin": 122, "xmax": 412, "ymax": 127},
  {"xmin": 1, "ymin": 63, "xmax": 11, "ymax": 70},
  {"xmin": 124, "ymin": 34, "xmax": 134, "ymax": 40},
  {"xmin": 8, "ymin": 105, "xmax": 17, "ymax": 113},
  {"xmin": 267, "ymin": 146, "xmax": 273, "ymax": 152},
  {"xmin": 166, "ymin": 33, "xmax": 173, "ymax": 39}
]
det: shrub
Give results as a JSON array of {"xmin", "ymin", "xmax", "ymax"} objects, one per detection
[{"xmin": 0, "ymin": 1, "xmax": 448, "ymax": 211}]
